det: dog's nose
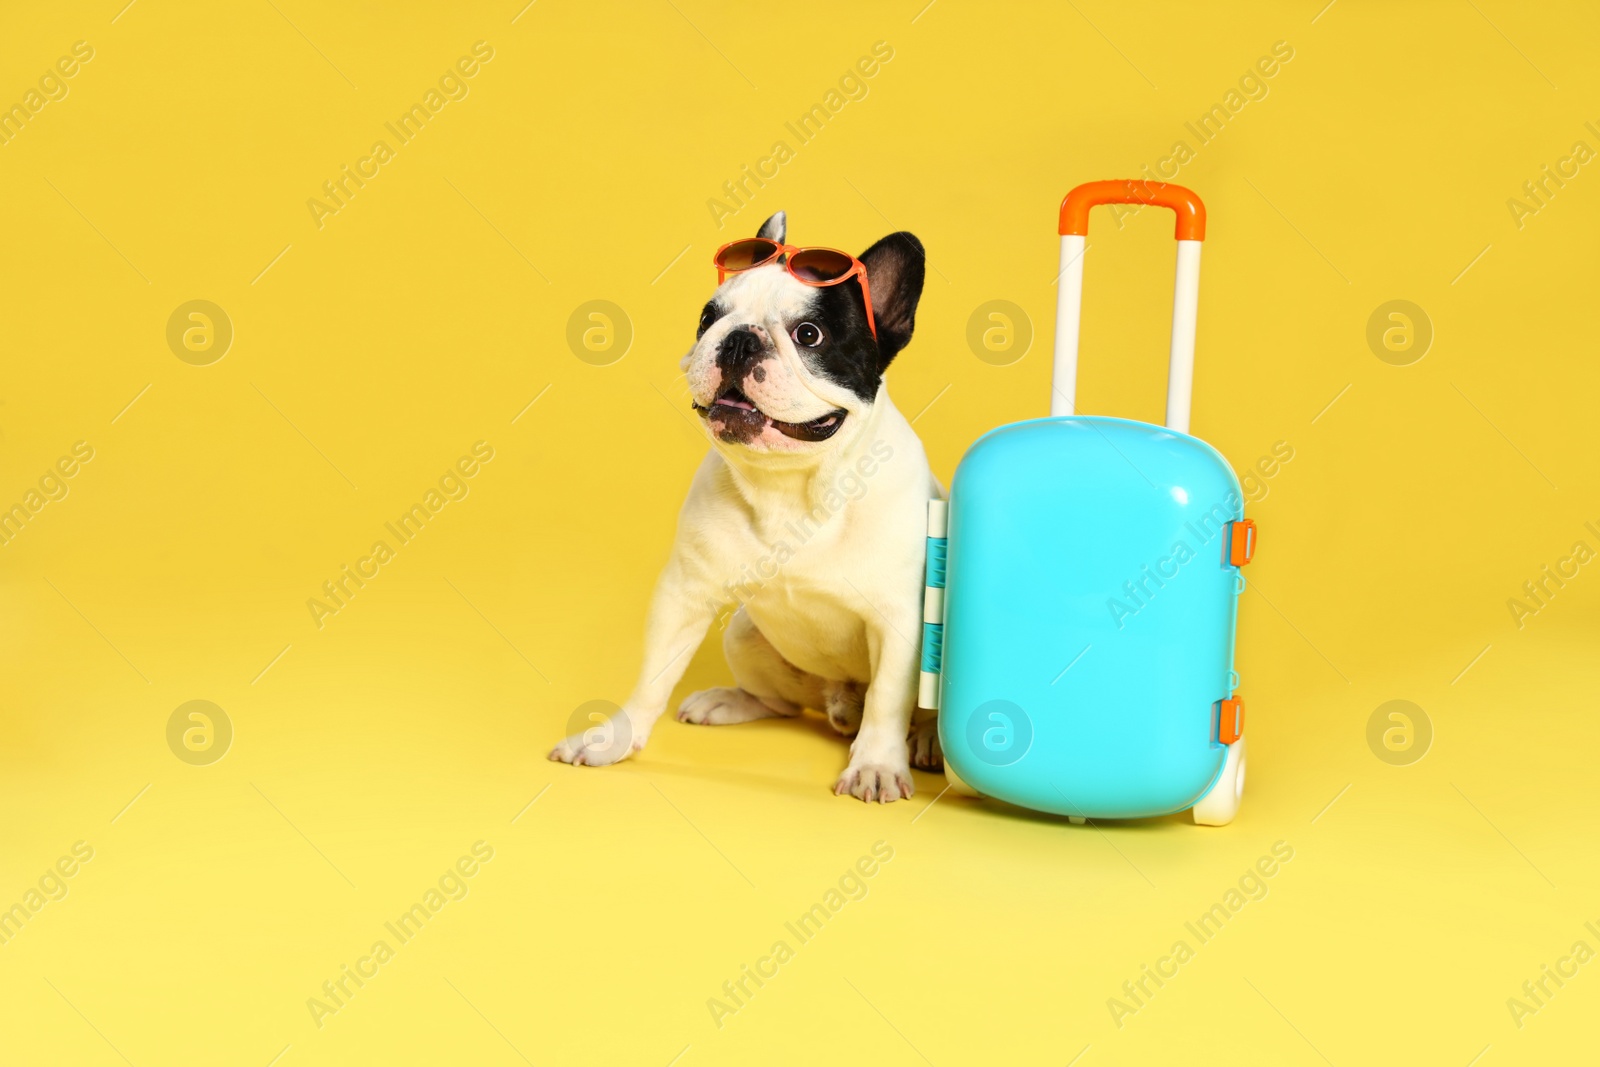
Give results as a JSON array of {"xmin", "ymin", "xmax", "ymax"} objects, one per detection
[{"xmin": 716, "ymin": 325, "xmax": 769, "ymax": 380}]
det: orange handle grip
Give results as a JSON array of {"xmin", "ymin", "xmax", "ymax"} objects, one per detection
[{"xmin": 1058, "ymin": 180, "xmax": 1207, "ymax": 241}]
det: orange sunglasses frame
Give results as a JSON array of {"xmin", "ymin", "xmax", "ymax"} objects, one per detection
[{"xmin": 713, "ymin": 238, "xmax": 877, "ymax": 341}]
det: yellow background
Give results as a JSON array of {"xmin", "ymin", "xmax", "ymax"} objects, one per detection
[{"xmin": 3, "ymin": 1, "xmax": 1598, "ymax": 1064}]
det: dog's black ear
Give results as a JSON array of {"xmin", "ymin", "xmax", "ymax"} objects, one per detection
[
  {"xmin": 757, "ymin": 211, "xmax": 786, "ymax": 243},
  {"xmin": 859, "ymin": 232, "xmax": 926, "ymax": 368}
]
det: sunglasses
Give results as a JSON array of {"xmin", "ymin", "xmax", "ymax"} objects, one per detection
[{"xmin": 712, "ymin": 238, "xmax": 876, "ymax": 341}]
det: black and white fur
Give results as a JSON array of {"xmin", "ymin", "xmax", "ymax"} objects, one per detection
[{"xmin": 549, "ymin": 212, "xmax": 942, "ymax": 801}]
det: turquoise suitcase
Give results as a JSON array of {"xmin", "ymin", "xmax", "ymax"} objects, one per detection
[{"xmin": 920, "ymin": 181, "xmax": 1255, "ymax": 825}]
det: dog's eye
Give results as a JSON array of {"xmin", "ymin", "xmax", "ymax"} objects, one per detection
[
  {"xmin": 791, "ymin": 322, "xmax": 824, "ymax": 348},
  {"xmin": 698, "ymin": 304, "xmax": 718, "ymax": 336}
]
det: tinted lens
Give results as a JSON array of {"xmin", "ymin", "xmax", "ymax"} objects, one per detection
[
  {"xmin": 715, "ymin": 239, "xmax": 781, "ymax": 272},
  {"xmin": 788, "ymin": 247, "xmax": 854, "ymax": 283}
]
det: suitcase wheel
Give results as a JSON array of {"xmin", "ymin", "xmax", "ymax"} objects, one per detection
[
  {"xmin": 944, "ymin": 761, "xmax": 981, "ymax": 798},
  {"xmin": 1193, "ymin": 735, "xmax": 1247, "ymax": 826}
]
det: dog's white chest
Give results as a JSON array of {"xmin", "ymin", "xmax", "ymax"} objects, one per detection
[{"xmin": 743, "ymin": 563, "xmax": 872, "ymax": 682}]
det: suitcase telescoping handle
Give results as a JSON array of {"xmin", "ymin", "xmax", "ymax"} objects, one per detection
[{"xmin": 1052, "ymin": 181, "xmax": 1207, "ymax": 433}]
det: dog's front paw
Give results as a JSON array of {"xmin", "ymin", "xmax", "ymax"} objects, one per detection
[
  {"xmin": 548, "ymin": 712, "xmax": 642, "ymax": 767},
  {"xmin": 835, "ymin": 760, "xmax": 914, "ymax": 804}
]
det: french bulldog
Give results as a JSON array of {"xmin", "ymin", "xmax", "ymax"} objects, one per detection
[{"xmin": 549, "ymin": 211, "xmax": 942, "ymax": 801}]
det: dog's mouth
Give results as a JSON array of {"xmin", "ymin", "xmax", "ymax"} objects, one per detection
[{"xmin": 693, "ymin": 385, "xmax": 847, "ymax": 443}]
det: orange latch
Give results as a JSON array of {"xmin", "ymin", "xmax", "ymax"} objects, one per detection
[
  {"xmin": 1218, "ymin": 697, "xmax": 1244, "ymax": 745},
  {"xmin": 1229, "ymin": 519, "xmax": 1257, "ymax": 566}
]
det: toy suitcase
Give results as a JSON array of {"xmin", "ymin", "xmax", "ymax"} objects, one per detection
[{"xmin": 919, "ymin": 180, "xmax": 1255, "ymax": 826}]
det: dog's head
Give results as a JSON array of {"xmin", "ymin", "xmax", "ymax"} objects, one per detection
[{"xmin": 683, "ymin": 212, "xmax": 925, "ymax": 459}]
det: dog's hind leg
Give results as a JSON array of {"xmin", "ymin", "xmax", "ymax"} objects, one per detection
[
  {"xmin": 823, "ymin": 681, "xmax": 864, "ymax": 737},
  {"xmin": 908, "ymin": 716, "xmax": 942, "ymax": 770},
  {"xmin": 678, "ymin": 609, "xmax": 821, "ymax": 725}
]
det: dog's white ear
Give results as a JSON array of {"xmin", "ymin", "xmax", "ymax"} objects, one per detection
[{"xmin": 757, "ymin": 211, "xmax": 786, "ymax": 243}]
